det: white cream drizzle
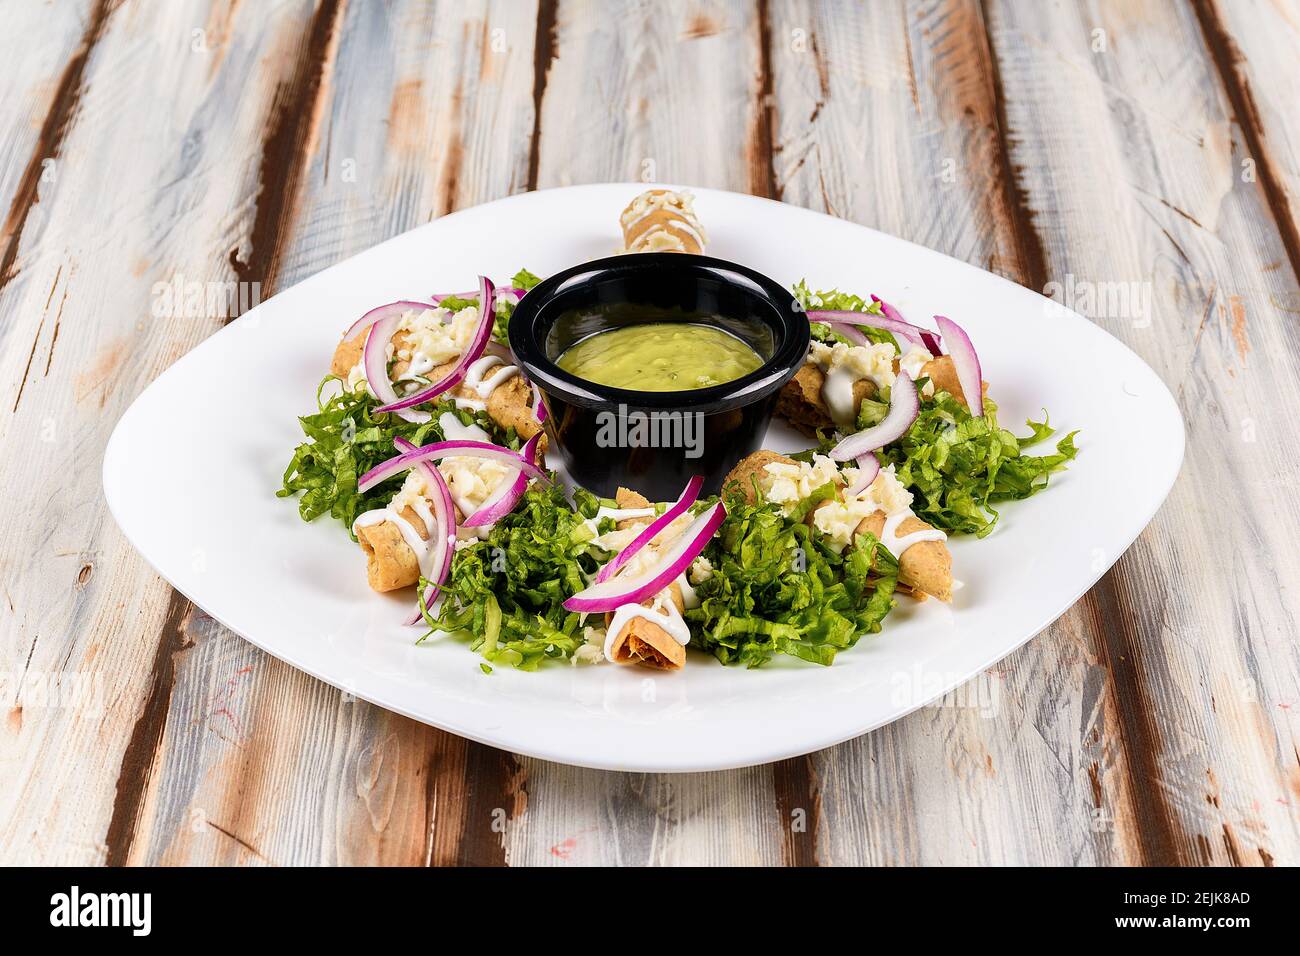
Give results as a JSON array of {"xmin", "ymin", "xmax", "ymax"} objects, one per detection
[
  {"xmin": 463, "ymin": 354, "xmax": 520, "ymax": 397},
  {"xmin": 604, "ymin": 595, "xmax": 692, "ymax": 662},
  {"xmin": 438, "ymin": 412, "xmax": 490, "ymax": 443},
  {"xmin": 353, "ymin": 502, "xmax": 439, "ymax": 579},
  {"xmin": 675, "ymin": 572, "xmax": 700, "ymax": 610},
  {"xmin": 821, "ymin": 363, "xmax": 862, "ymax": 427},
  {"xmin": 877, "ymin": 510, "xmax": 948, "ymax": 558}
]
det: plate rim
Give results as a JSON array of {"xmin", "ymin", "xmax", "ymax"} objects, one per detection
[{"xmin": 102, "ymin": 183, "xmax": 1185, "ymax": 772}]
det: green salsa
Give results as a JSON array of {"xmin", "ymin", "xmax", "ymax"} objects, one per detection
[{"xmin": 556, "ymin": 322, "xmax": 764, "ymax": 391}]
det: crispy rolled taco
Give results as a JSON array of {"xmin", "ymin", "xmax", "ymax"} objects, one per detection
[
  {"xmin": 776, "ymin": 347, "xmax": 981, "ymax": 437},
  {"xmin": 722, "ymin": 450, "xmax": 953, "ymax": 602},
  {"xmin": 619, "ymin": 188, "xmax": 707, "ymax": 255},
  {"xmin": 330, "ymin": 303, "xmax": 546, "ymax": 449},
  {"xmin": 353, "ymin": 433, "xmax": 534, "ymax": 593},
  {"xmin": 604, "ymin": 583, "xmax": 689, "ymax": 670},
  {"xmin": 596, "ymin": 486, "xmax": 695, "ymax": 670}
]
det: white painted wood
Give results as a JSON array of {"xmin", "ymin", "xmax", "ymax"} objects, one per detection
[
  {"xmin": 976, "ymin": 0, "xmax": 1300, "ymax": 865},
  {"xmin": 0, "ymin": 0, "xmax": 329, "ymax": 866},
  {"xmin": 124, "ymin": 0, "xmax": 546, "ymax": 867},
  {"xmin": 2, "ymin": 0, "xmax": 1298, "ymax": 867}
]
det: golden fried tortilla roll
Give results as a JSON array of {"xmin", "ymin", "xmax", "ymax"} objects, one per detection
[
  {"xmin": 330, "ymin": 331, "xmax": 547, "ymax": 451},
  {"xmin": 356, "ymin": 504, "xmax": 429, "ymax": 592},
  {"xmin": 620, "ymin": 189, "xmax": 707, "ymax": 255},
  {"xmin": 773, "ymin": 353, "xmax": 988, "ymax": 436},
  {"xmin": 331, "ymin": 329, "xmax": 419, "ymax": 380},
  {"xmin": 855, "ymin": 511, "xmax": 952, "ymax": 603},
  {"xmin": 604, "ymin": 584, "xmax": 688, "ymax": 670},
  {"xmin": 722, "ymin": 450, "xmax": 798, "ymax": 504},
  {"xmin": 921, "ymin": 354, "xmax": 987, "ymax": 411},
  {"xmin": 331, "ymin": 331, "xmax": 365, "ymax": 379},
  {"xmin": 486, "ymin": 374, "xmax": 546, "ymax": 448},
  {"xmin": 775, "ymin": 363, "xmax": 878, "ymax": 437},
  {"xmin": 614, "ymin": 486, "xmax": 652, "ymax": 528}
]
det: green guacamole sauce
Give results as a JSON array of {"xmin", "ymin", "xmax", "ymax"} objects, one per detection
[{"xmin": 556, "ymin": 322, "xmax": 764, "ymax": 391}]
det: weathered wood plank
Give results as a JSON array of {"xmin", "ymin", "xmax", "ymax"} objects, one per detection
[
  {"xmin": 121, "ymin": 0, "xmax": 543, "ymax": 867},
  {"xmin": 763, "ymin": 0, "xmax": 1122, "ymax": 866},
  {"xmin": 973, "ymin": 0, "xmax": 1300, "ymax": 865},
  {"xmin": 532, "ymin": 0, "xmax": 768, "ymax": 192},
  {"xmin": 0, "ymin": 0, "xmax": 101, "ymax": 301},
  {"xmin": 1191, "ymin": 0, "xmax": 1300, "ymax": 281},
  {"xmin": 0, "ymin": 0, "xmax": 339, "ymax": 865}
]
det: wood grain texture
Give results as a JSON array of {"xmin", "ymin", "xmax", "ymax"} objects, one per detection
[
  {"xmin": 769, "ymin": 0, "xmax": 1118, "ymax": 866},
  {"xmin": 981, "ymin": 0, "xmax": 1300, "ymax": 865},
  {"xmin": 121, "ymin": 0, "xmax": 544, "ymax": 867},
  {"xmin": 1, "ymin": 0, "xmax": 1297, "ymax": 867}
]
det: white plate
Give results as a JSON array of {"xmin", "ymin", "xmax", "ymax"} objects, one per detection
[{"xmin": 103, "ymin": 184, "xmax": 1183, "ymax": 772}]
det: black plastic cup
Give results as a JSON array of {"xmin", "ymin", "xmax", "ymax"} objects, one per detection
[{"xmin": 508, "ymin": 253, "xmax": 808, "ymax": 500}]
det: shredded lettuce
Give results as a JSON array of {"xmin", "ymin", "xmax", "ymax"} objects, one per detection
[
  {"xmin": 882, "ymin": 392, "xmax": 1077, "ymax": 537},
  {"xmin": 278, "ymin": 376, "xmax": 510, "ymax": 535},
  {"xmin": 795, "ymin": 279, "xmax": 903, "ymax": 351},
  {"xmin": 794, "ymin": 282, "xmax": 1079, "ymax": 538},
  {"xmin": 688, "ymin": 493, "xmax": 898, "ymax": 667},
  {"xmin": 511, "ymin": 267, "xmax": 543, "ymax": 291},
  {"xmin": 420, "ymin": 484, "xmax": 605, "ymax": 670}
]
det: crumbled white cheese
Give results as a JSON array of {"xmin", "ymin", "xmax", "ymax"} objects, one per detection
[
  {"xmin": 397, "ymin": 306, "xmax": 480, "ymax": 366},
  {"xmin": 898, "ymin": 345, "xmax": 936, "ymax": 397},
  {"xmin": 610, "ymin": 511, "xmax": 696, "ymax": 579},
  {"xmin": 811, "ymin": 465, "xmax": 915, "ymax": 553},
  {"xmin": 761, "ymin": 454, "xmax": 844, "ymax": 508},
  {"xmin": 572, "ymin": 626, "xmax": 607, "ymax": 665},
  {"xmin": 688, "ymin": 556, "xmax": 714, "ymax": 584},
  {"xmin": 346, "ymin": 361, "xmax": 368, "ymax": 392},
  {"xmin": 389, "ymin": 470, "xmax": 429, "ymax": 517},
  {"xmin": 808, "ymin": 339, "xmax": 899, "ymax": 391},
  {"xmin": 438, "ymin": 454, "xmax": 512, "ymax": 517}
]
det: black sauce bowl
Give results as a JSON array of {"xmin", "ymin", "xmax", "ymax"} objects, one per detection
[{"xmin": 508, "ymin": 253, "xmax": 808, "ymax": 500}]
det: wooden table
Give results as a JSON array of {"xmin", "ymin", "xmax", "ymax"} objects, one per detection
[{"xmin": 2, "ymin": 0, "xmax": 1297, "ymax": 867}]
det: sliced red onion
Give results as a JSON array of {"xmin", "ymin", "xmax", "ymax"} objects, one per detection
[
  {"xmin": 376, "ymin": 276, "xmax": 496, "ymax": 414},
  {"xmin": 564, "ymin": 502, "xmax": 726, "ymax": 614},
  {"xmin": 844, "ymin": 453, "xmax": 881, "ymax": 498},
  {"xmin": 393, "ymin": 437, "xmax": 457, "ymax": 625},
  {"xmin": 595, "ymin": 476, "xmax": 704, "ymax": 584},
  {"xmin": 807, "ymin": 316, "xmax": 868, "ymax": 346},
  {"xmin": 431, "ymin": 286, "xmax": 525, "ymax": 303},
  {"xmin": 830, "ymin": 371, "xmax": 920, "ymax": 460},
  {"xmin": 809, "ymin": 308, "xmax": 928, "ymax": 354},
  {"xmin": 870, "ymin": 296, "xmax": 942, "ymax": 357},
  {"xmin": 462, "ymin": 431, "xmax": 543, "ymax": 528},
  {"xmin": 359, "ymin": 439, "xmax": 549, "ymax": 494},
  {"xmin": 933, "ymin": 315, "xmax": 983, "ymax": 417},
  {"xmin": 344, "ymin": 300, "xmax": 437, "ymax": 342},
  {"xmin": 530, "ymin": 382, "xmax": 548, "ymax": 424},
  {"xmin": 362, "ymin": 310, "xmax": 428, "ymax": 423}
]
